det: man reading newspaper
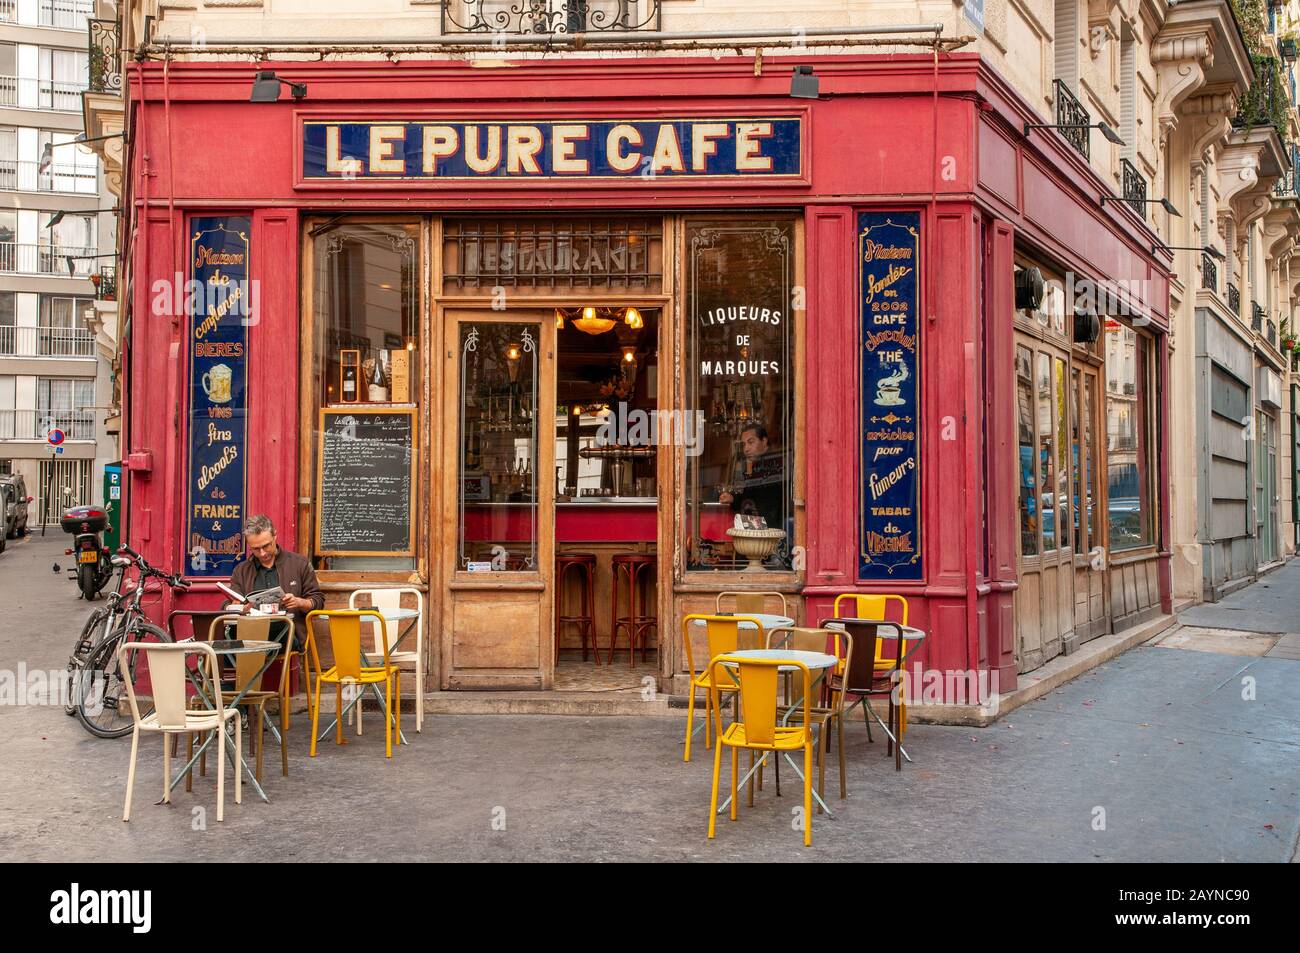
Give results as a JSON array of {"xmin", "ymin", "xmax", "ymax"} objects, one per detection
[{"xmin": 227, "ymin": 514, "xmax": 325, "ymax": 649}]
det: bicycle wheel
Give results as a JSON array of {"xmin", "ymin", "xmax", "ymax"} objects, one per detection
[
  {"xmin": 75, "ymin": 621, "xmax": 172, "ymax": 739},
  {"xmin": 64, "ymin": 607, "xmax": 112, "ymax": 716}
]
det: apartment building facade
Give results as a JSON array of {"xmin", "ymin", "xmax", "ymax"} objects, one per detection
[
  {"xmin": 84, "ymin": 1, "xmax": 1300, "ymax": 698},
  {"xmin": 1, "ymin": 0, "xmax": 116, "ymax": 526}
]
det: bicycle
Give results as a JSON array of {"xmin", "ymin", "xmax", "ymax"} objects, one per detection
[
  {"xmin": 63, "ymin": 553, "xmax": 133, "ymax": 716},
  {"xmin": 72, "ymin": 545, "xmax": 191, "ymax": 739}
]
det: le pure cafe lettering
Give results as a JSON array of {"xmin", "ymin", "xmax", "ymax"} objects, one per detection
[{"xmin": 302, "ymin": 118, "xmax": 802, "ymax": 181}]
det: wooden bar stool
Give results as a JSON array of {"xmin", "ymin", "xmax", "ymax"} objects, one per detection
[
  {"xmin": 609, "ymin": 553, "xmax": 657, "ymax": 667},
  {"xmin": 555, "ymin": 553, "xmax": 599, "ymax": 664}
]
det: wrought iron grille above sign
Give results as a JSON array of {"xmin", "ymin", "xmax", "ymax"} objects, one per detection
[
  {"xmin": 441, "ymin": 0, "xmax": 662, "ymax": 36},
  {"xmin": 442, "ymin": 216, "xmax": 663, "ymax": 293}
]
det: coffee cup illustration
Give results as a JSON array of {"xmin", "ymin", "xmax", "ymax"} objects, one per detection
[
  {"xmin": 873, "ymin": 361, "xmax": 909, "ymax": 406},
  {"xmin": 202, "ymin": 363, "xmax": 233, "ymax": 404}
]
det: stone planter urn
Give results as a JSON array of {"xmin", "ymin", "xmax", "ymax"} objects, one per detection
[{"xmin": 726, "ymin": 527, "xmax": 786, "ymax": 571}]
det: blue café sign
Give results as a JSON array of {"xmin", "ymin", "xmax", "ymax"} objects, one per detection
[
  {"xmin": 185, "ymin": 217, "xmax": 250, "ymax": 578},
  {"xmin": 301, "ymin": 117, "xmax": 803, "ymax": 181},
  {"xmin": 858, "ymin": 211, "xmax": 922, "ymax": 581}
]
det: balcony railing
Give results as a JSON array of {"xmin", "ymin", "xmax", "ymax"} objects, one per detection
[
  {"xmin": 1202, "ymin": 252, "xmax": 1218, "ymax": 292},
  {"xmin": 0, "ymin": 409, "xmax": 95, "ymax": 441},
  {"xmin": 0, "ymin": 243, "xmax": 97, "ymax": 277},
  {"xmin": 0, "ymin": 160, "xmax": 97, "ymax": 194},
  {"xmin": 0, "ymin": 1, "xmax": 15, "ymax": 24},
  {"xmin": 441, "ymin": 0, "xmax": 662, "ymax": 36},
  {"xmin": 1121, "ymin": 158, "xmax": 1147, "ymax": 220},
  {"xmin": 1268, "ymin": 318, "xmax": 1278, "ymax": 347},
  {"xmin": 88, "ymin": 18, "xmax": 121, "ymax": 95},
  {"xmin": 0, "ymin": 325, "xmax": 95, "ymax": 357},
  {"xmin": 1228, "ymin": 283, "xmax": 1241, "ymax": 315},
  {"xmin": 1252, "ymin": 301, "xmax": 1265, "ymax": 332},
  {"xmin": 93, "ymin": 266, "xmax": 115, "ymax": 301},
  {"xmin": 1053, "ymin": 78, "xmax": 1092, "ymax": 160},
  {"xmin": 41, "ymin": 0, "xmax": 92, "ymax": 30},
  {"xmin": 0, "ymin": 76, "xmax": 90, "ymax": 112},
  {"xmin": 1277, "ymin": 169, "xmax": 1297, "ymax": 196}
]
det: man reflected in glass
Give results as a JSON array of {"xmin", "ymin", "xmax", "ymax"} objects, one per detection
[{"xmin": 718, "ymin": 422, "xmax": 784, "ymax": 529}]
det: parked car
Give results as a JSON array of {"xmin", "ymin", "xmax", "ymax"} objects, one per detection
[{"xmin": 0, "ymin": 474, "xmax": 31, "ymax": 539}]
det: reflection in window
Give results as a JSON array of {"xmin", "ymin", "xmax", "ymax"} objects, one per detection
[
  {"xmin": 1037, "ymin": 351, "xmax": 1056, "ymax": 551},
  {"xmin": 1105, "ymin": 321, "xmax": 1152, "ymax": 550},
  {"xmin": 684, "ymin": 218, "xmax": 795, "ymax": 571},
  {"xmin": 1055, "ymin": 356, "xmax": 1069, "ymax": 551},
  {"xmin": 458, "ymin": 323, "xmax": 539, "ymax": 572},
  {"xmin": 1017, "ymin": 345, "xmax": 1038, "ymax": 556}
]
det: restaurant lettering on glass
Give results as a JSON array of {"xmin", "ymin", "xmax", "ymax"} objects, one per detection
[{"xmin": 123, "ymin": 54, "xmax": 1171, "ymax": 707}]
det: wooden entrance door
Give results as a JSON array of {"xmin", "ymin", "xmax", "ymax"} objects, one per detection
[{"xmin": 440, "ymin": 309, "xmax": 556, "ymax": 690}]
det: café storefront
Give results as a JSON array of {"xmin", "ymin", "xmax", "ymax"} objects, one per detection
[{"xmin": 122, "ymin": 52, "xmax": 1171, "ymax": 705}]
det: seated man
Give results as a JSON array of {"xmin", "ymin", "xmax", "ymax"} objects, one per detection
[
  {"xmin": 228, "ymin": 514, "xmax": 324, "ymax": 648},
  {"xmin": 718, "ymin": 422, "xmax": 785, "ymax": 529}
]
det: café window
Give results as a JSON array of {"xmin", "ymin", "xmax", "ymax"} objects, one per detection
[
  {"xmin": 310, "ymin": 220, "xmax": 421, "ymax": 571},
  {"xmin": 1104, "ymin": 320, "xmax": 1154, "ymax": 551},
  {"xmin": 684, "ymin": 216, "xmax": 796, "ymax": 571}
]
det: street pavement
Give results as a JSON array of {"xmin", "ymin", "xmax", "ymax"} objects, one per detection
[{"xmin": 0, "ymin": 532, "xmax": 1297, "ymax": 862}]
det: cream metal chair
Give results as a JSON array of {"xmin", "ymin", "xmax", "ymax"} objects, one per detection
[
  {"xmin": 119, "ymin": 640, "xmax": 241, "ymax": 822},
  {"xmin": 349, "ymin": 587, "xmax": 425, "ymax": 733},
  {"xmin": 716, "ymin": 591, "xmax": 790, "ymax": 618}
]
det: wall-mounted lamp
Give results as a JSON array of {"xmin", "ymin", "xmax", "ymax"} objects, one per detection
[
  {"xmin": 1103, "ymin": 195, "xmax": 1180, "ymax": 216},
  {"xmin": 46, "ymin": 207, "xmax": 121, "ymax": 229},
  {"xmin": 1023, "ymin": 119, "xmax": 1124, "ymax": 146},
  {"xmin": 790, "ymin": 65, "xmax": 819, "ymax": 100},
  {"xmin": 39, "ymin": 132, "xmax": 125, "ymax": 174},
  {"xmin": 1155, "ymin": 243, "xmax": 1225, "ymax": 260},
  {"xmin": 250, "ymin": 70, "xmax": 307, "ymax": 103}
]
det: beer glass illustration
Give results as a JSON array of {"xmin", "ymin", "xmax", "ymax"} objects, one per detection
[{"xmin": 202, "ymin": 363, "xmax": 233, "ymax": 404}]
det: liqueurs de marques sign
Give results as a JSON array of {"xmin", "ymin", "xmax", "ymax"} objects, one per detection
[{"xmin": 301, "ymin": 118, "xmax": 803, "ymax": 182}]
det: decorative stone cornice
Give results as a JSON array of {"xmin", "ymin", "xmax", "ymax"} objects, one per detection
[
  {"xmin": 1263, "ymin": 202, "xmax": 1300, "ymax": 260},
  {"xmin": 1151, "ymin": 27, "xmax": 1215, "ymax": 144},
  {"xmin": 1220, "ymin": 128, "xmax": 1288, "ymax": 245},
  {"xmin": 1181, "ymin": 87, "xmax": 1238, "ymax": 177}
]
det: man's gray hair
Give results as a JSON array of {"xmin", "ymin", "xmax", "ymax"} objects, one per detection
[{"xmin": 243, "ymin": 514, "xmax": 275, "ymax": 537}]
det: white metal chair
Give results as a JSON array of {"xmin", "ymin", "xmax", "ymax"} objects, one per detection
[
  {"xmin": 349, "ymin": 587, "xmax": 425, "ymax": 733},
  {"xmin": 118, "ymin": 641, "xmax": 241, "ymax": 822}
]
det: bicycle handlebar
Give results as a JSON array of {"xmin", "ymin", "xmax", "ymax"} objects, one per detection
[{"xmin": 116, "ymin": 545, "xmax": 191, "ymax": 590}]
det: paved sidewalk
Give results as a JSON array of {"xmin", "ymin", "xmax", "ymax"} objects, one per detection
[{"xmin": 1, "ymin": 534, "xmax": 1297, "ymax": 862}]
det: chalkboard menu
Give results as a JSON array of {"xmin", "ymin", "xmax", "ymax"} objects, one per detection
[{"xmin": 315, "ymin": 408, "xmax": 416, "ymax": 556}]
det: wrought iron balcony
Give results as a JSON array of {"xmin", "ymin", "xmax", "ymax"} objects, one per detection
[
  {"xmin": 1228, "ymin": 283, "xmax": 1241, "ymax": 315},
  {"xmin": 1252, "ymin": 301, "xmax": 1265, "ymax": 332},
  {"xmin": 1267, "ymin": 317, "xmax": 1277, "ymax": 347},
  {"xmin": 1052, "ymin": 79, "xmax": 1092, "ymax": 160},
  {"xmin": 1121, "ymin": 158, "xmax": 1147, "ymax": 219},
  {"xmin": 1201, "ymin": 252, "xmax": 1218, "ymax": 292},
  {"xmin": 441, "ymin": 0, "xmax": 662, "ymax": 36},
  {"xmin": 87, "ymin": 18, "xmax": 121, "ymax": 95},
  {"xmin": 1276, "ymin": 169, "xmax": 1296, "ymax": 196}
]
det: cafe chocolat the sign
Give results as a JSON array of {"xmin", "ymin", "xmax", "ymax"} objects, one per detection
[
  {"xmin": 858, "ymin": 212, "xmax": 922, "ymax": 581},
  {"xmin": 185, "ymin": 217, "xmax": 250, "ymax": 578},
  {"xmin": 302, "ymin": 118, "xmax": 802, "ymax": 181}
]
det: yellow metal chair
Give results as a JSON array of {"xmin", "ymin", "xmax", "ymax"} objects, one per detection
[
  {"xmin": 306, "ymin": 609, "xmax": 401, "ymax": 759},
  {"xmin": 832, "ymin": 592, "xmax": 916, "ymax": 739},
  {"xmin": 716, "ymin": 591, "xmax": 789, "ymax": 618},
  {"xmin": 680, "ymin": 613, "xmax": 766, "ymax": 763},
  {"xmin": 706, "ymin": 654, "xmax": 814, "ymax": 847}
]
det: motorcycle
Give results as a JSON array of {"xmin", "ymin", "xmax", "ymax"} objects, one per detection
[{"xmin": 61, "ymin": 505, "xmax": 113, "ymax": 600}]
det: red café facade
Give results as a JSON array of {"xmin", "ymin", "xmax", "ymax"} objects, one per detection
[{"xmin": 120, "ymin": 51, "xmax": 1172, "ymax": 704}]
